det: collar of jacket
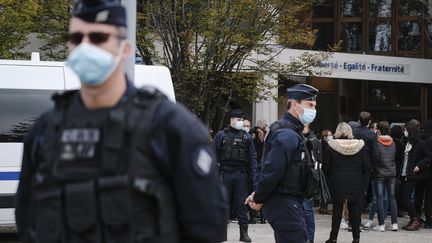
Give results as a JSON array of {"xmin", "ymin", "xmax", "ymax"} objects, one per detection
[
  {"xmin": 282, "ymin": 112, "xmax": 304, "ymax": 134},
  {"xmin": 328, "ymin": 139, "xmax": 365, "ymax": 155},
  {"xmin": 378, "ymin": 135, "xmax": 394, "ymax": 146}
]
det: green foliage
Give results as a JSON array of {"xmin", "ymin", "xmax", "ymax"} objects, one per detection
[
  {"xmin": 140, "ymin": 0, "xmax": 328, "ymax": 128},
  {"xmin": 0, "ymin": 0, "xmax": 39, "ymax": 59},
  {"xmin": 34, "ymin": 0, "xmax": 72, "ymax": 60}
]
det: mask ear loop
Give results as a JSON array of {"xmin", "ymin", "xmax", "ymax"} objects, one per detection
[{"xmin": 99, "ymin": 40, "xmax": 126, "ymax": 82}]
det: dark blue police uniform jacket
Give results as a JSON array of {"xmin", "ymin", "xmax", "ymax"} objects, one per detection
[
  {"xmin": 213, "ymin": 128, "xmax": 258, "ymax": 178},
  {"xmin": 15, "ymin": 80, "xmax": 228, "ymax": 243},
  {"xmin": 254, "ymin": 112, "xmax": 307, "ymax": 243}
]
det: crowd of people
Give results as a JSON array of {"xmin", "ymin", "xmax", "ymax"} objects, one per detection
[{"xmin": 213, "ymin": 107, "xmax": 432, "ymax": 243}]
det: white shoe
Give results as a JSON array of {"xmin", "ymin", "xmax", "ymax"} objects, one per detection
[
  {"xmin": 373, "ymin": 225, "xmax": 385, "ymax": 232},
  {"xmin": 340, "ymin": 219, "xmax": 349, "ymax": 229},
  {"xmin": 364, "ymin": 220, "xmax": 373, "ymax": 229},
  {"xmin": 391, "ymin": 223, "xmax": 398, "ymax": 231}
]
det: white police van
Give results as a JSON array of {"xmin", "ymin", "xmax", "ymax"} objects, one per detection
[{"xmin": 0, "ymin": 55, "xmax": 175, "ymax": 225}]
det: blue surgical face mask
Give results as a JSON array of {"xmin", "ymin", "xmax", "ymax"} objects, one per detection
[
  {"xmin": 297, "ymin": 104, "xmax": 317, "ymax": 125},
  {"xmin": 66, "ymin": 42, "xmax": 123, "ymax": 86},
  {"xmin": 233, "ymin": 120, "xmax": 244, "ymax": 130}
]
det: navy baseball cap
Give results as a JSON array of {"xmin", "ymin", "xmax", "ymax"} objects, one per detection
[
  {"xmin": 287, "ymin": 83, "xmax": 318, "ymax": 101},
  {"xmin": 229, "ymin": 109, "xmax": 245, "ymax": 119},
  {"xmin": 73, "ymin": 0, "xmax": 127, "ymax": 27}
]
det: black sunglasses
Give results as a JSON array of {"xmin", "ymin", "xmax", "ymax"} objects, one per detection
[{"xmin": 67, "ymin": 32, "xmax": 120, "ymax": 45}]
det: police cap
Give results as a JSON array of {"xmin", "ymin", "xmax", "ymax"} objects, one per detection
[
  {"xmin": 229, "ymin": 109, "xmax": 245, "ymax": 119},
  {"xmin": 73, "ymin": 0, "xmax": 127, "ymax": 27},
  {"xmin": 287, "ymin": 83, "xmax": 318, "ymax": 101}
]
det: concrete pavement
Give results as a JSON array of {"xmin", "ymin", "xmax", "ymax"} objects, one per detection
[{"xmin": 226, "ymin": 213, "xmax": 432, "ymax": 243}]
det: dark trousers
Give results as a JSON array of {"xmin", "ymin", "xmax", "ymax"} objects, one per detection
[
  {"xmin": 401, "ymin": 178, "xmax": 417, "ymax": 220},
  {"xmin": 415, "ymin": 177, "xmax": 432, "ymax": 221},
  {"xmin": 330, "ymin": 201, "xmax": 360, "ymax": 241},
  {"xmin": 263, "ymin": 194, "xmax": 306, "ymax": 243},
  {"xmin": 222, "ymin": 170, "xmax": 249, "ymax": 225}
]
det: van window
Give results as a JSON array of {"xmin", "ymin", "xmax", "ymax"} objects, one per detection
[{"xmin": 0, "ymin": 89, "xmax": 56, "ymax": 142}]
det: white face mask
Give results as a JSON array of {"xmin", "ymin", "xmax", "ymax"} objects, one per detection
[
  {"xmin": 404, "ymin": 130, "xmax": 409, "ymax": 137},
  {"xmin": 233, "ymin": 120, "xmax": 244, "ymax": 130},
  {"xmin": 242, "ymin": 127, "xmax": 250, "ymax": 133},
  {"xmin": 326, "ymin": 135, "xmax": 333, "ymax": 141}
]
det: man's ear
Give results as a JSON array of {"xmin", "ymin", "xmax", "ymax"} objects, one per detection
[{"xmin": 121, "ymin": 40, "xmax": 132, "ymax": 59}]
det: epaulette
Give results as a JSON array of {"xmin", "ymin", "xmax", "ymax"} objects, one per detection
[
  {"xmin": 133, "ymin": 86, "xmax": 167, "ymax": 107},
  {"xmin": 51, "ymin": 90, "xmax": 79, "ymax": 107}
]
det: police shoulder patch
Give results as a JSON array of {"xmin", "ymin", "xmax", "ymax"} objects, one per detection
[{"xmin": 192, "ymin": 148, "xmax": 214, "ymax": 177}]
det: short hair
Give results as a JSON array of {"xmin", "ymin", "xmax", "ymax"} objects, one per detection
[
  {"xmin": 358, "ymin": 111, "xmax": 371, "ymax": 126},
  {"xmin": 377, "ymin": 121, "xmax": 389, "ymax": 135},
  {"xmin": 321, "ymin": 129, "xmax": 331, "ymax": 138},
  {"xmin": 334, "ymin": 122, "xmax": 354, "ymax": 139},
  {"xmin": 287, "ymin": 99, "xmax": 300, "ymax": 110},
  {"xmin": 390, "ymin": 125, "xmax": 402, "ymax": 139},
  {"xmin": 256, "ymin": 119, "xmax": 268, "ymax": 128}
]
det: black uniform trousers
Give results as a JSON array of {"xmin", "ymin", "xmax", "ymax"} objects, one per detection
[
  {"xmin": 262, "ymin": 193, "xmax": 306, "ymax": 243},
  {"xmin": 222, "ymin": 169, "xmax": 249, "ymax": 225}
]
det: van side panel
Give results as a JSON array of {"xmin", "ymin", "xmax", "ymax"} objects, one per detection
[{"xmin": 0, "ymin": 63, "xmax": 65, "ymax": 90}]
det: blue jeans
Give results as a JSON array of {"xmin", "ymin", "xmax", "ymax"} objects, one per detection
[
  {"xmin": 303, "ymin": 198, "xmax": 315, "ymax": 241},
  {"xmin": 369, "ymin": 179, "xmax": 389, "ymax": 222},
  {"xmin": 375, "ymin": 178, "xmax": 398, "ymax": 225}
]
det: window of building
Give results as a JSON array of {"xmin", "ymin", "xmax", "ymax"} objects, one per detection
[
  {"xmin": 313, "ymin": 0, "xmax": 334, "ymax": 18},
  {"xmin": 341, "ymin": 0, "xmax": 363, "ymax": 17},
  {"xmin": 398, "ymin": 21, "xmax": 421, "ymax": 51},
  {"xmin": 313, "ymin": 22, "xmax": 335, "ymax": 50},
  {"xmin": 310, "ymin": 0, "xmax": 430, "ymax": 58},
  {"xmin": 398, "ymin": 0, "xmax": 422, "ymax": 17},
  {"xmin": 341, "ymin": 23, "xmax": 363, "ymax": 51}
]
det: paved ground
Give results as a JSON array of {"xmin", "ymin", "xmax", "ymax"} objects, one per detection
[
  {"xmin": 2, "ymin": 211, "xmax": 432, "ymax": 243},
  {"xmin": 226, "ymin": 212, "xmax": 432, "ymax": 243}
]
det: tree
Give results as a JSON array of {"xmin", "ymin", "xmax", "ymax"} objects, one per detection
[
  {"xmin": 138, "ymin": 0, "xmax": 329, "ymax": 129},
  {"xmin": 0, "ymin": 0, "xmax": 39, "ymax": 59},
  {"xmin": 33, "ymin": 0, "xmax": 73, "ymax": 61}
]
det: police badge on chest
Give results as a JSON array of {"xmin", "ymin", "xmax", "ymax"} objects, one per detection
[{"xmin": 60, "ymin": 128, "xmax": 100, "ymax": 160}]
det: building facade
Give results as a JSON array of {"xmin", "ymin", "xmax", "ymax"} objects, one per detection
[{"xmin": 255, "ymin": 0, "xmax": 432, "ymax": 134}]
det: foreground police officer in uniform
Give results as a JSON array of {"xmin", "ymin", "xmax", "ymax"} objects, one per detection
[
  {"xmin": 213, "ymin": 109, "xmax": 257, "ymax": 242},
  {"xmin": 246, "ymin": 84, "xmax": 319, "ymax": 243},
  {"xmin": 15, "ymin": 1, "xmax": 227, "ymax": 243}
]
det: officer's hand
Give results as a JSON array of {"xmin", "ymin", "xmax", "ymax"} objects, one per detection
[
  {"xmin": 249, "ymin": 202, "xmax": 263, "ymax": 211},
  {"xmin": 244, "ymin": 193, "xmax": 255, "ymax": 205}
]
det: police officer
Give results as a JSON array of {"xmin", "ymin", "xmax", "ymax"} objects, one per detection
[
  {"xmin": 246, "ymin": 84, "xmax": 319, "ymax": 243},
  {"xmin": 15, "ymin": 1, "xmax": 227, "ymax": 243},
  {"xmin": 213, "ymin": 109, "xmax": 257, "ymax": 242}
]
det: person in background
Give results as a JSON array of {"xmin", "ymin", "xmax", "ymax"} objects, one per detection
[
  {"xmin": 369, "ymin": 122, "xmax": 378, "ymax": 134},
  {"xmin": 351, "ymin": 112, "xmax": 376, "ymax": 227},
  {"xmin": 390, "ymin": 124, "xmax": 404, "ymax": 218},
  {"xmin": 400, "ymin": 120, "xmax": 432, "ymax": 231},
  {"xmin": 214, "ymin": 109, "xmax": 257, "ymax": 242},
  {"xmin": 417, "ymin": 119, "xmax": 432, "ymax": 228},
  {"xmin": 243, "ymin": 119, "xmax": 252, "ymax": 134},
  {"xmin": 370, "ymin": 121, "xmax": 398, "ymax": 232},
  {"xmin": 246, "ymin": 83, "xmax": 319, "ymax": 243},
  {"xmin": 319, "ymin": 129, "xmax": 333, "ymax": 215},
  {"xmin": 324, "ymin": 122, "xmax": 367, "ymax": 243},
  {"xmin": 303, "ymin": 124, "xmax": 322, "ymax": 243}
]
